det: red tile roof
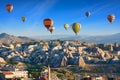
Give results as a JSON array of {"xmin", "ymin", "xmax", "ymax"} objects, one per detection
[{"xmin": 3, "ymin": 72, "xmax": 13, "ymax": 75}]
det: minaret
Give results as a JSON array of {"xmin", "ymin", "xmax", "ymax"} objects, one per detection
[
  {"xmin": 48, "ymin": 65, "xmax": 51, "ymax": 80},
  {"xmin": 109, "ymin": 44, "xmax": 113, "ymax": 52}
]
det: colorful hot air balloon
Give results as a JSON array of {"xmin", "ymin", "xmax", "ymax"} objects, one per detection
[
  {"xmin": 107, "ymin": 14, "xmax": 115, "ymax": 23},
  {"xmin": 85, "ymin": 12, "xmax": 90, "ymax": 17},
  {"xmin": 43, "ymin": 18, "xmax": 53, "ymax": 30},
  {"xmin": 22, "ymin": 17, "xmax": 26, "ymax": 22},
  {"xmin": 48, "ymin": 26, "xmax": 55, "ymax": 34},
  {"xmin": 64, "ymin": 24, "xmax": 69, "ymax": 30},
  {"xmin": 72, "ymin": 23, "xmax": 81, "ymax": 35},
  {"xmin": 6, "ymin": 4, "xmax": 13, "ymax": 13}
]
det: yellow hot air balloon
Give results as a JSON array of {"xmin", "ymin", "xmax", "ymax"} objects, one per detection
[
  {"xmin": 64, "ymin": 24, "xmax": 69, "ymax": 30},
  {"xmin": 22, "ymin": 17, "xmax": 26, "ymax": 22},
  {"xmin": 72, "ymin": 23, "xmax": 81, "ymax": 35}
]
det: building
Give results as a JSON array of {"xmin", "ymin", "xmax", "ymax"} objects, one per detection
[
  {"xmin": 0, "ymin": 69, "xmax": 28, "ymax": 80},
  {"xmin": 39, "ymin": 66, "xmax": 59, "ymax": 80}
]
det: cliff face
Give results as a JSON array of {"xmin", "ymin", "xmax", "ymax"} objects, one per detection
[{"xmin": 78, "ymin": 56, "xmax": 86, "ymax": 67}]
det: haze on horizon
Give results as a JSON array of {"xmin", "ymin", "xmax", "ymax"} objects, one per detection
[{"xmin": 0, "ymin": 0, "xmax": 120, "ymax": 37}]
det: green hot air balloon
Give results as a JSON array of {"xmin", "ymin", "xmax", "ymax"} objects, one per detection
[
  {"xmin": 22, "ymin": 17, "xmax": 26, "ymax": 22},
  {"xmin": 72, "ymin": 23, "xmax": 81, "ymax": 35}
]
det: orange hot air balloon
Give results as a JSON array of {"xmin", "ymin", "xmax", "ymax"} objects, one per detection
[
  {"xmin": 107, "ymin": 14, "xmax": 115, "ymax": 23},
  {"xmin": 6, "ymin": 4, "xmax": 13, "ymax": 12},
  {"xmin": 43, "ymin": 18, "xmax": 53, "ymax": 30}
]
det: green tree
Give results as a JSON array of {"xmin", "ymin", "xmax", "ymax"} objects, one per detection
[{"xmin": 57, "ymin": 73, "xmax": 64, "ymax": 79}]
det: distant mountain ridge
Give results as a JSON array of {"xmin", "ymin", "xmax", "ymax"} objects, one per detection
[
  {"xmin": 0, "ymin": 33, "xmax": 37, "ymax": 44},
  {"xmin": 32, "ymin": 33, "xmax": 120, "ymax": 44},
  {"xmin": 79, "ymin": 33, "xmax": 120, "ymax": 44},
  {"xmin": 0, "ymin": 33, "xmax": 120, "ymax": 44}
]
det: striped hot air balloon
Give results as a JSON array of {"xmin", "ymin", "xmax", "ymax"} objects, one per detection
[{"xmin": 43, "ymin": 18, "xmax": 53, "ymax": 30}]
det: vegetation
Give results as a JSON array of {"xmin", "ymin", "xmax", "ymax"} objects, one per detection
[
  {"xmin": 6, "ymin": 59, "xmax": 16, "ymax": 65},
  {"xmin": 52, "ymin": 68, "xmax": 75, "ymax": 79},
  {"xmin": 26, "ymin": 63, "xmax": 46, "ymax": 78},
  {"xmin": 57, "ymin": 73, "xmax": 65, "ymax": 79}
]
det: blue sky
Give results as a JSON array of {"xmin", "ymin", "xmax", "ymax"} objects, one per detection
[{"xmin": 0, "ymin": 0, "xmax": 120, "ymax": 37}]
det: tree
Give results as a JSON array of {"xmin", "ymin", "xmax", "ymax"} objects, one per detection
[{"xmin": 57, "ymin": 73, "xmax": 64, "ymax": 79}]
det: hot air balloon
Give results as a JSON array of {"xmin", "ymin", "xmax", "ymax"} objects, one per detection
[
  {"xmin": 49, "ymin": 29, "xmax": 53, "ymax": 34},
  {"xmin": 43, "ymin": 18, "xmax": 53, "ymax": 30},
  {"xmin": 107, "ymin": 14, "xmax": 115, "ymax": 23},
  {"xmin": 64, "ymin": 24, "xmax": 69, "ymax": 30},
  {"xmin": 36, "ymin": 24, "xmax": 39, "ymax": 27},
  {"xmin": 85, "ymin": 12, "xmax": 90, "ymax": 17},
  {"xmin": 48, "ymin": 26, "xmax": 55, "ymax": 34},
  {"xmin": 72, "ymin": 23, "xmax": 81, "ymax": 35},
  {"xmin": 22, "ymin": 17, "xmax": 26, "ymax": 22},
  {"xmin": 6, "ymin": 4, "xmax": 13, "ymax": 13}
]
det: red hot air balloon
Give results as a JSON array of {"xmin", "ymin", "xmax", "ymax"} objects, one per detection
[
  {"xmin": 49, "ymin": 29, "xmax": 53, "ymax": 34},
  {"xmin": 43, "ymin": 18, "xmax": 53, "ymax": 30},
  {"xmin": 48, "ymin": 26, "xmax": 55, "ymax": 34},
  {"xmin": 6, "ymin": 4, "xmax": 13, "ymax": 12},
  {"xmin": 107, "ymin": 14, "xmax": 115, "ymax": 23}
]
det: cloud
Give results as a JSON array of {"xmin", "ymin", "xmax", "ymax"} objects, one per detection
[{"xmin": 27, "ymin": 0, "xmax": 58, "ymax": 19}]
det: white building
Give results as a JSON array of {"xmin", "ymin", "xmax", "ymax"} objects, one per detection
[{"xmin": 0, "ymin": 69, "xmax": 28, "ymax": 80}]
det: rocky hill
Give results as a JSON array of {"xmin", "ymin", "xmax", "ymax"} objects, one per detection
[
  {"xmin": 0, "ymin": 39, "xmax": 120, "ymax": 68},
  {"xmin": 0, "ymin": 33, "xmax": 37, "ymax": 44},
  {"xmin": 0, "ymin": 33, "xmax": 120, "ymax": 75}
]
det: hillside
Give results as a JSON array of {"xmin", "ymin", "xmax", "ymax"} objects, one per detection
[{"xmin": 0, "ymin": 33, "xmax": 37, "ymax": 44}]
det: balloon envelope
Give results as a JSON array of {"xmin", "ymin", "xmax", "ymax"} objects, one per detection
[
  {"xmin": 107, "ymin": 14, "xmax": 115, "ymax": 23},
  {"xmin": 64, "ymin": 24, "xmax": 69, "ymax": 30},
  {"xmin": 72, "ymin": 23, "xmax": 81, "ymax": 35},
  {"xmin": 6, "ymin": 4, "xmax": 13, "ymax": 12},
  {"xmin": 22, "ymin": 17, "xmax": 26, "ymax": 22},
  {"xmin": 86, "ymin": 12, "xmax": 90, "ymax": 17},
  {"xmin": 43, "ymin": 18, "xmax": 53, "ymax": 30}
]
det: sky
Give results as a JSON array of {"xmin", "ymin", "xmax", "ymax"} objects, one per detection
[{"xmin": 0, "ymin": 0, "xmax": 120, "ymax": 37}]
